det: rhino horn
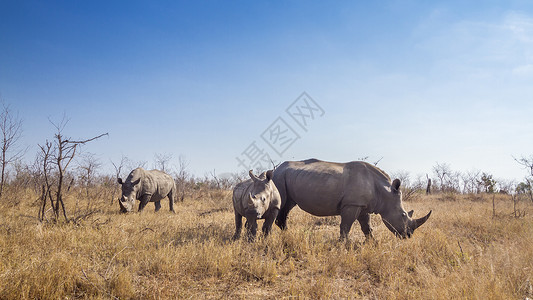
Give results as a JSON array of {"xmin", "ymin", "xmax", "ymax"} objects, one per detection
[
  {"xmin": 248, "ymin": 193, "xmax": 254, "ymax": 206},
  {"xmin": 412, "ymin": 210, "xmax": 432, "ymax": 230}
]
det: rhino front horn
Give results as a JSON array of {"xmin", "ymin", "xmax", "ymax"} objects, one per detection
[
  {"xmin": 412, "ymin": 210, "xmax": 432, "ymax": 230},
  {"xmin": 248, "ymin": 193, "xmax": 254, "ymax": 205}
]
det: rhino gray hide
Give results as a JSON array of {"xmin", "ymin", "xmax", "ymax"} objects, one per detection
[
  {"xmin": 232, "ymin": 170, "xmax": 281, "ymax": 241},
  {"xmin": 117, "ymin": 168, "xmax": 176, "ymax": 213},
  {"xmin": 273, "ymin": 159, "xmax": 431, "ymax": 239}
]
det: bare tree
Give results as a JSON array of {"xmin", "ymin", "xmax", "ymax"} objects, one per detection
[
  {"xmin": 0, "ymin": 103, "xmax": 25, "ymax": 199},
  {"xmin": 461, "ymin": 169, "xmax": 481, "ymax": 194},
  {"xmin": 154, "ymin": 153, "xmax": 173, "ymax": 172},
  {"xmin": 111, "ymin": 155, "xmax": 128, "ymax": 181},
  {"xmin": 209, "ymin": 169, "xmax": 221, "ymax": 189},
  {"xmin": 37, "ymin": 141, "xmax": 54, "ymax": 222},
  {"xmin": 174, "ymin": 155, "xmax": 190, "ymax": 202},
  {"xmin": 9, "ymin": 160, "xmax": 33, "ymax": 199},
  {"xmin": 432, "ymin": 162, "xmax": 447, "ymax": 192},
  {"xmin": 230, "ymin": 170, "xmax": 248, "ymax": 186},
  {"xmin": 110, "ymin": 154, "xmax": 128, "ymax": 205},
  {"xmin": 514, "ymin": 155, "xmax": 533, "ymax": 202},
  {"xmin": 447, "ymin": 171, "xmax": 462, "ymax": 193},
  {"xmin": 432, "ymin": 162, "xmax": 459, "ymax": 192},
  {"xmin": 38, "ymin": 116, "xmax": 107, "ymax": 222},
  {"xmin": 77, "ymin": 152, "xmax": 101, "ymax": 199}
]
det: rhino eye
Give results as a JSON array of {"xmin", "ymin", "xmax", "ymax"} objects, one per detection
[{"xmin": 261, "ymin": 197, "xmax": 266, "ymax": 202}]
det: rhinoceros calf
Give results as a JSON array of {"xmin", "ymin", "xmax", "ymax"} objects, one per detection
[
  {"xmin": 273, "ymin": 159, "xmax": 431, "ymax": 240},
  {"xmin": 117, "ymin": 168, "xmax": 176, "ymax": 213},
  {"xmin": 232, "ymin": 170, "xmax": 281, "ymax": 241}
]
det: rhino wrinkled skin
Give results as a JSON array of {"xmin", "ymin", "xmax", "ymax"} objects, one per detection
[
  {"xmin": 232, "ymin": 170, "xmax": 281, "ymax": 241},
  {"xmin": 272, "ymin": 159, "xmax": 432, "ymax": 239},
  {"xmin": 117, "ymin": 168, "xmax": 176, "ymax": 213}
]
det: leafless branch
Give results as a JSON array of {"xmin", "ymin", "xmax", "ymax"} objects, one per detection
[
  {"xmin": 154, "ymin": 152, "xmax": 173, "ymax": 172},
  {"xmin": 66, "ymin": 133, "xmax": 109, "ymax": 145}
]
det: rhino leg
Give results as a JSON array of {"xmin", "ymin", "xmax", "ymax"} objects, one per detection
[
  {"xmin": 154, "ymin": 201, "xmax": 161, "ymax": 212},
  {"xmin": 357, "ymin": 211, "xmax": 374, "ymax": 241},
  {"xmin": 340, "ymin": 206, "xmax": 362, "ymax": 240},
  {"xmin": 275, "ymin": 198, "xmax": 297, "ymax": 230},
  {"xmin": 168, "ymin": 190, "xmax": 175, "ymax": 213},
  {"xmin": 262, "ymin": 208, "xmax": 279, "ymax": 237},
  {"xmin": 138, "ymin": 195, "xmax": 151, "ymax": 212},
  {"xmin": 233, "ymin": 212, "xmax": 243, "ymax": 240},
  {"xmin": 245, "ymin": 216, "xmax": 258, "ymax": 242}
]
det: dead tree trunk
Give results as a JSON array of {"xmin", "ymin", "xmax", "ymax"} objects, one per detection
[{"xmin": 426, "ymin": 174, "xmax": 432, "ymax": 195}]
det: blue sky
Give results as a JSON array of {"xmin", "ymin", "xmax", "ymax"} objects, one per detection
[{"xmin": 1, "ymin": 1, "xmax": 533, "ymax": 182}]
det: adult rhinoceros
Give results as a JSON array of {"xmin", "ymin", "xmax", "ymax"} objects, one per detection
[
  {"xmin": 117, "ymin": 168, "xmax": 176, "ymax": 213},
  {"xmin": 272, "ymin": 159, "xmax": 431, "ymax": 239},
  {"xmin": 232, "ymin": 170, "xmax": 281, "ymax": 241}
]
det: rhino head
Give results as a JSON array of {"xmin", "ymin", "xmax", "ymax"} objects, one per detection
[
  {"xmin": 117, "ymin": 176, "xmax": 141, "ymax": 213},
  {"xmin": 380, "ymin": 179, "xmax": 432, "ymax": 238},
  {"xmin": 246, "ymin": 169, "xmax": 274, "ymax": 219}
]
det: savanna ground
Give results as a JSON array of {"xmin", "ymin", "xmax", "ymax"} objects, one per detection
[{"xmin": 0, "ymin": 186, "xmax": 532, "ymax": 299}]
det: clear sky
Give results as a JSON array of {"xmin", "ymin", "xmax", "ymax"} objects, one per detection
[{"xmin": 1, "ymin": 1, "xmax": 532, "ymax": 182}]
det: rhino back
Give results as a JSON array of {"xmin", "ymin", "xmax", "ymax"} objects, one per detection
[
  {"xmin": 141, "ymin": 170, "xmax": 174, "ymax": 200},
  {"xmin": 275, "ymin": 159, "xmax": 390, "ymax": 216}
]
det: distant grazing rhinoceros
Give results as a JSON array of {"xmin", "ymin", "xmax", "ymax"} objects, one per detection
[
  {"xmin": 117, "ymin": 168, "xmax": 176, "ymax": 213},
  {"xmin": 272, "ymin": 159, "xmax": 431, "ymax": 239},
  {"xmin": 232, "ymin": 170, "xmax": 281, "ymax": 241}
]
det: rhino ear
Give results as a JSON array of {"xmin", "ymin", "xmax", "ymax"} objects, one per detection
[
  {"xmin": 249, "ymin": 170, "xmax": 259, "ymax": 182},
  {"xmin": 392, "ymin": 179, "xmax": 401, "ymax": 192},
  {"xmin": 117, "ymin": 178, "xmax": 123, "ymax": 185},
  {"xmin": 408, "ymin": 210, "xmax": 414, "ymax": 218},
  {"xmin": 265, "ymin": 170, "xmax": 273, "ymax": 181}
]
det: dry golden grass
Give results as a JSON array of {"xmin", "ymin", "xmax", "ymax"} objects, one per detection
[{"xmin": 0, "ymin": 188, "xmax": 532, "ymax": 299}]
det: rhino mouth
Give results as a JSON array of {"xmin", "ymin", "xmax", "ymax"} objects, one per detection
[
  {"xmin": 245, "ymin": 210, "xmax": 263, "ymax": 219},
  {"xmin": 118, "ymin": 198, "xmax": 130, "ymax": 213},
  {"xmin": 382, "ymin": 210, "xmax": 432, "ymax": 238},
  {"xmin": 382, "ymin": 218, "xmax": 411, "ymax": 239}
]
